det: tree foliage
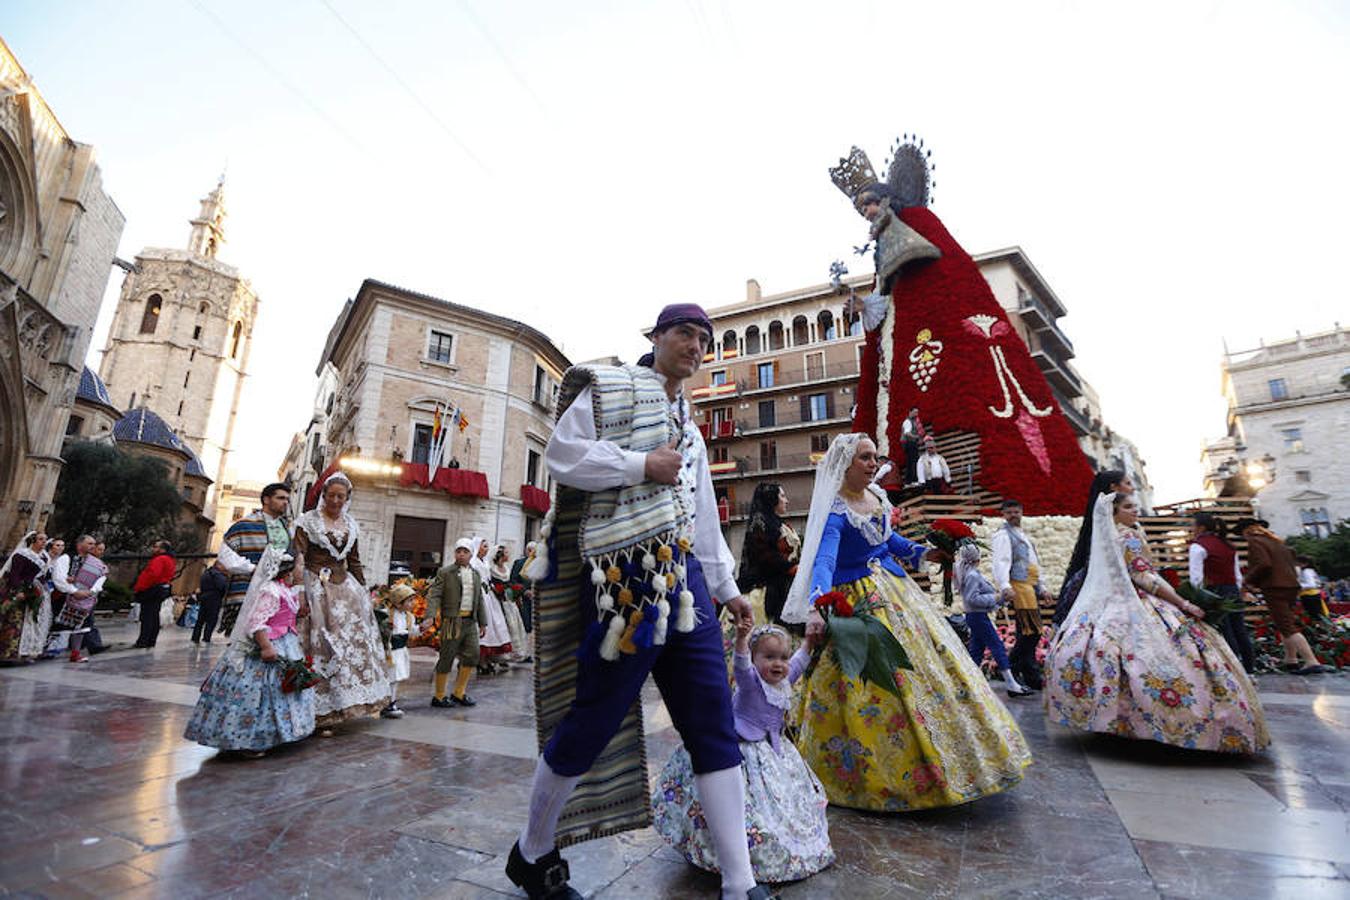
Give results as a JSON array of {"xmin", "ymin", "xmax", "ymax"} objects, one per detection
[
  {"xmin": 48, "ymin": 441, "xmax": 190, "ymax": 554},
  {"xmin": 1287, "ymin": 520, "xmax": 1350, "ymax": 580}
]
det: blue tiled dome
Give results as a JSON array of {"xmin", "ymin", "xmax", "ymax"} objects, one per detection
[
  {"xmin": 113, "ymin": 407, "xmax": 190, "ymax": 454},
  {"xmin": 112, "ymin": 407, "xmax": 212, "ymax": 483},
  {"xmin": 184, "ymin": 449, "xmax": 207, "ymax": 479},
  {"xmin": 76, "ymin": 367, "xmax": 114, "ymax": 407}
]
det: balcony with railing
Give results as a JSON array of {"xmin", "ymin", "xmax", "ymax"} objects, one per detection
[
  {"xmin": 709, "ymin": 450, "xmax": 827, "ymax": 480},
  {"xmin": 692, "ymin": 358, "xmax": 860, "ymax": 403},
  {"xmin": 1030, "ymin": 349, "xmax": 1082, "ymax": 399},
  {"xmin": 1017, "ymin": 291, "xmax": 1075, "ymax": 360},
  {"xmin": 739, "ymin": 405, "xmax": 852, "ymax": 435}
]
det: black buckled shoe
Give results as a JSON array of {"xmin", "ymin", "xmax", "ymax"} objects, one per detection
[
  {"xmin": 747, "ymin": 885, "xmax": 781, "ymax": 900},
  {"xmin": 505, "ymin": 842, "xmax": 581, "ymax": 899}
]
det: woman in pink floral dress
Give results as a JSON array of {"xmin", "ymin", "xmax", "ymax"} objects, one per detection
[{"xmin": 1044, "ymin": 493, "xmax": 1269, "ymax": 753}]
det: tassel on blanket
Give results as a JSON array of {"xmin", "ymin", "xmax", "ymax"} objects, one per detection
[
  {"xmin": 633, "ymin": 604, "xmax": 658, "ymax": 650},
  {"xmin": 675, "ymin": 590, "xmax": 695, "ymax": 633},
  {"xmin": 599, "ymin": 613, "xmax": 625, "ymax": 661},
  {"xmin": 617, "ymin": 612, "xmax": 641, "ymax": 655},
  {"xmin": 654, "ymin": 598, "xmax": 671, "ymax": 645}
]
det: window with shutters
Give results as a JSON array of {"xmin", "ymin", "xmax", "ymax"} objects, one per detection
[
  {"xmin": 759, "ymin": 440, "xmax": 777, "ymax": 470},
  {"xmin": 811, "ymin": 433, "xmax": 831, "ymax": 453},
  {"xmin": 757, "ymin": 362, "xmax": 775, "ymax": 388},
  {"xmin": 805, "ymin": 351, "xmax": 825, "ymax": 381},
  {"xmin": 758, "ymin": 400, "xmax": 776, "ymax": 428},
  {"xmin": 804, "ymin": 392, "xmax": 831, "ymax": 422}
]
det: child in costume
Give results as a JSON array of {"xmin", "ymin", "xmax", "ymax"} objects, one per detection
[
  {"xmin": 653, "ymin": 621, "xmax": 834, "ymax": 883},
  {"xmin": 424, "ymin": 540, "xmax": 488, "ymax": 708},
  {"xmin": 956, "ymin": 543, "xmax": 1033, "ymax": 697},
  {"xmin": 184, "ymin": 549, "xmax": 316, "ymax": 757},
  {"xmin": 379, "ymin": 583, "xmax": 416, "ymax": 718}
]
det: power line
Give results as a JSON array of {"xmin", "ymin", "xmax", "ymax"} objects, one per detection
[
  {"xmin": 318, "ymin": 0, "xmax": 491, "ymax": 173},
  {"xmin": 455, "ymin": 0, "xmax": 547, "ymax": 115},
  {"xmin": 190, "ymin": 0, "xmax": 374, "ymax": 161}
]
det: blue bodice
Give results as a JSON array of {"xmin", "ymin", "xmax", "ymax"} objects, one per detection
[{"xmin": 809, "ymin": 501, "xmax": 928, "ymax": 596}]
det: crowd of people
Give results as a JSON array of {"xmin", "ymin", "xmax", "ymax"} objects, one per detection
[
  {"xmin": 496, "ymin": 302, "xmax": 1341, "ymax": 900},
  {"xmin": 2, "ymin": 293, "xmax": 1343, "ymax": 900}
]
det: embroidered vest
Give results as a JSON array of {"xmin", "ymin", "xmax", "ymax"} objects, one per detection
[
  {"xmin": 1005, "ymin": 525, "xmax": 1032, "ymax": 582},
  {"xmin": 1195, "ymin": 533, "xmax": 1237, "ymax": 586},
  {"xmin": 557, "ymin": 364, "xmax": 694, "ymax": 559},
  {"xmin": 545, "ymin": 363, "xmax": 700, "ymax": 651}
]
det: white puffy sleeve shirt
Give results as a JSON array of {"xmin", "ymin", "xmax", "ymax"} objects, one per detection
[{"xmin": 545, "ymin": 385, "xmax": 741, "ymax": 603}]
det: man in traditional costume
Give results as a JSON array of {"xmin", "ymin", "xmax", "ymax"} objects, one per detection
[
  {"xmin": 53, "ymin": 534, "xmax": 108, "ymax": 663},
  {"xmin": 505, "ymin": 305, "xmax": 768, "ymax": 900},
  {"xmin": 423, "ymin": 538, "xmax": 488, "ymax": 708},
  {"xmin": 991, "ymin": 499, "xmax": 1050, "ymax": 690},
  {"xmin": 216, "ymin": 483, "xmax": 293, "ymax": 635}
]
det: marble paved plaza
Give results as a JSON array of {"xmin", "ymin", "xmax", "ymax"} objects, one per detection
[{"xmin": 3, "ymin": 616, "xmax": 1350, "ymax": 899}]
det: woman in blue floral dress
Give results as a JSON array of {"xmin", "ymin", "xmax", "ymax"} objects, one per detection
[
  {"xmin": 1044, "ymin": 494, "xmax": 1269, "ymax": 753},
  {"xmin": 185, "ymin": 550, "xmax": 316, "ymax": 756}
]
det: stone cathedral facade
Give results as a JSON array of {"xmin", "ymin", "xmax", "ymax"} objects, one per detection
[
  {"xmin": 0, "ymin": 38, "xmax": 125, "ymax": 546},
  {"xmin": 98, "ymin": 178, "xmax": 259, "ymax": 525}
]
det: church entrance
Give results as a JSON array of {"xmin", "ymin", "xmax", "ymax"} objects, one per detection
[{"xmin": 390, "ymin": 514, "xmax": 446, "ymax": 580}]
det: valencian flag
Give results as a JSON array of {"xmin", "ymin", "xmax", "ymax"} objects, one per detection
[{"xmin": 455, "ymin": 409, "xmax": 469, "ymax": 433}]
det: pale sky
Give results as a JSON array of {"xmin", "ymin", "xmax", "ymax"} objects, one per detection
[{"xmin": 5, "ymin": 1, "xmax": 1348, "ymax": 503}]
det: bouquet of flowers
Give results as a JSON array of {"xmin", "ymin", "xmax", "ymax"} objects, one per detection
[
  {"xmin": 1, "ymin": 581, "xmax": 45, "ymax": 622},
  {"xmin": 814, "ymin": 590, "xmax": 911, "ymax": 698},
  {"xmin": 279, "ymin": 655, "xmax": 322, "ymax": 694},
  {"xmin": 921, "ymin": 518, "xmax": 978, "ymax": 607},
  {"xmin": 1170, "ymin": 573, "xmax": 1247, "ymax": 628},
  {"xmin": 248, "ymin": 643, "xmax": 323, "ymax": 693}
]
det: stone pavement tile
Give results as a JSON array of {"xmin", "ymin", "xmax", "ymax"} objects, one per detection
[
  {"xmin": 216, "ymin": 833, "xmax": 494, "ymax": 900},
  {"xmin": 774, "ymin": 863, "xmax": 914, "ymax": 899},
  {"xmin": 1244, "ymin": 771, "xmax": 1350, "ymax": 812},
  {"xmin": 1085, "ymin": 752, "xmax": 1282, "ymax": 809},
  {"xmin": 1, "ymin": 829, "xmax": 143, "ymax": 891},
  {"xmin": 1135, "ymin": 839, "xmax": 1350, "ymax": 899},
  {"xmin": 822, "ymin": 809, "xmax": 964, "ymax": 892},
  {"xmin": 956, "ymin": 847, "xmax": 1159, "ymax": 900},
  {"xmin": 456, "ymin": 830, "xmax": 664, "ymax": 897},
  {"xmin": 395, "ymin": 794, "xmax": 527, "ymax": 855},
  {"xmin": 590, "ymin": 853, "xmax": 721, "ymax": 899},
  {"xmin": 1106, "ymin": 788, "xmax": 1350, "ymax": 865}
]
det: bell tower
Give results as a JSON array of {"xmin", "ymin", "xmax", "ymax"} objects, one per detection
[
  {"xmin": 187, "ymin": 176, "xmax": 227, "ymax": 259},
  {"xmin": 98, "ymin": 175, "xmax": 261, "ymax": 524}
]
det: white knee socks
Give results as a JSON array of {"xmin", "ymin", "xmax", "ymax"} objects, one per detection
[
  {"xmin": 1001, "ymin": 669, "xmax": 1024, "ymax": 691},
  {"xmin": 518, "ymin": 756, "xmax": 582, "ymax": 863},
  {"xmin": 694, "ymin": 766, "xmax": 755, "ymax": 899}
]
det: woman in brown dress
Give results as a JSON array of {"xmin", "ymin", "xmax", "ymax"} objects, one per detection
[{"xmin": 295, "ymin": 472, "xmax": 391, "ymax": 729}]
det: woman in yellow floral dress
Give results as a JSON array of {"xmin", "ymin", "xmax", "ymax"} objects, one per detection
[
  {"xmin": 1044, "ymin": 494, "xmax": 1268, "ymax": 753},
  {"xmin": 781, "ymin": 434, "xmax": 1032, "ymax": 811}
]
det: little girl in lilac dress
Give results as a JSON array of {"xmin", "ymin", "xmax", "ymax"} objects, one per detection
[{"xmin": 652, "ymin": 621, "xmax": 834, "ymax": 883}]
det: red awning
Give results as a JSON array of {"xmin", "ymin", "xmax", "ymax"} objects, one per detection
[
  {"xmin": 520, "ymin": 483, "xmax": 551, "ymax": 516},
  {"xmin": 398, "ymin": 463, "xmax": 490, "ymax": 499}
]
